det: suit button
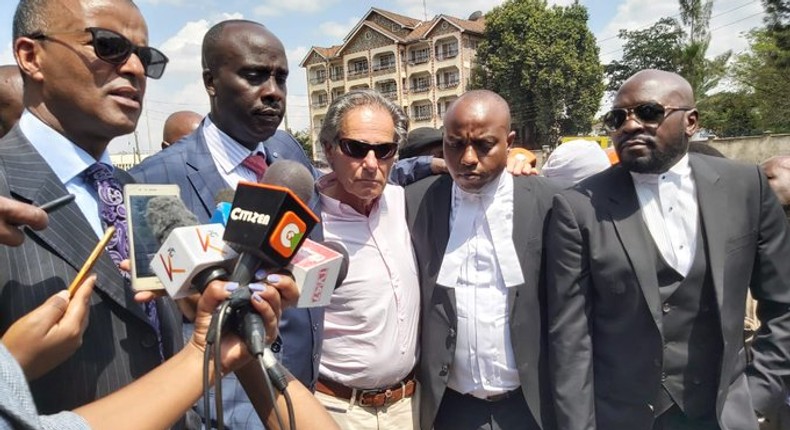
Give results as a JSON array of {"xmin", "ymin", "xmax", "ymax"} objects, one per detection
[
  {"xmin": 141, "ymin": 334, "xmax": 157, "ymax": 348},
  {"xmin": 440, "ymin": 364, "xmax": 449, "ymax": 376},
  {"xmin": 648, "ymin": 403, "xmax": 654, "ymax": 412},
  {"xmin": 662, "ymin": 303, "xmax": 672, "ymax": 314},
  {"xmin": 661, "ymin": 372, "xmax": 667, "ymax": 382}
]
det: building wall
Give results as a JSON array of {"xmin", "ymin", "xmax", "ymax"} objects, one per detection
[{"xmin": 705, "ymin": 134, "xmax": 790, "ymax": 164}]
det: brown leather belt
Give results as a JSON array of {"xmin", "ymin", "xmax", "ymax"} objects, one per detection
[{"xmin": 316, "ymin": 374, "xmax": 416, "ymax": 408}]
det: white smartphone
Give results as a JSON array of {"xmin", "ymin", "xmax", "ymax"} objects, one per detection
[{"xmin": 124, "ymin": 183, "xmax": 181, "ymax": 292}]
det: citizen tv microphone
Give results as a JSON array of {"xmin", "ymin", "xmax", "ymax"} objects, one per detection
[
  {"xmin": 146, "ymin": 196, "xmax": 237, "ymax": 299},
  {"xmin": 223, "ymin": 160, "xmax": 320, "ymax": 286}
]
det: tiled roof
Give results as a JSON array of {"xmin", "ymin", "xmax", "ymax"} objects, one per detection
[{"xmin": 370, "ymin": 7, "xmax": 421, "ymax": 28}]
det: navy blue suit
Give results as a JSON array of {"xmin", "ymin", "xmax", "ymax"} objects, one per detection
[{"xmin": 131, "ymin": 123, "xmax": 323, "ymax": 429}]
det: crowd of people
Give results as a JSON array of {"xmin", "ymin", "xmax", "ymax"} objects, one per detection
[{"xmin": 0, "ymin": 0, "xmax": 789, "ymax": 430}]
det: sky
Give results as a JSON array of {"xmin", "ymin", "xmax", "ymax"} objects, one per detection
[{"xmin": 0, "ymin": 0, "xmax": 767, "ymax": 155}]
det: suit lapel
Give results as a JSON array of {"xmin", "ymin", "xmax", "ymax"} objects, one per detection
[
  {"xmin": 690, "ymin": 155, "xmax": 726, "ymax": 310},
  {"xmin": 607, "ymin": 167, "xmax": 663, "ymax": 326},
  {"xmin": 425, "ymin": 176, "xmax": 455, "ymax": 322},
  {"xmin": 185, "ymin": 127, "xmax": 228, "ymax": 219},
  {"xmin": 0, "ymin": 129, "xmax": 151, "ymax": 323},
  {"xmin": 510, "ymin": 178, "xmax": 535, "ymax": 319}
]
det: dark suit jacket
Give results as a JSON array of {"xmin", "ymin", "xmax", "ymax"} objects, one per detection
[
  {"xmin": 130, "ymin": 123, "xmax": 324, "ymax": 388},
  {"xmin": 405, "ymin": 174, "xmax": 560, "ymax": 430},
  {"xmin": 0, "ymin": 126, "xmax": 184, "ymax": 414},
  {"xmin": 547, "ymin": 154, "xmax": 790, "ymax": 430}
]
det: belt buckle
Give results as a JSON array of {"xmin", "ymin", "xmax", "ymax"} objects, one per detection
[{"xmin": 357, "ymin": 389, "xmax": 380, "ymax": 407}]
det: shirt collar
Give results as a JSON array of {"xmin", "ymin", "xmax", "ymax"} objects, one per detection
[
  {"xmin": 630, "ymin": 153, "xmax": 691, "ymax": 185},
  {"xmin": 203, "ymin": 115, "xmax": 267, "ymax": 175},
  {"xmin": 453, "ymin": 168, "xmax": 511, "ymax": 203},
  {"xmin": 19, "ymin": 110, "xmax": 113, "ymax": 184}
]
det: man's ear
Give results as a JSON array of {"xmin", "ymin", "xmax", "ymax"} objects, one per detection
[
  {"xmin": 506, "ymin": 130, "xmax": 516, "ymax": 149},
  {"xmin": 685, "ymin": 109, "xmax": 700, "ymax": 137},
  {"xmin": 202, "ymin": 69, "xmax": 216, "ymax": 97},
  {"xmin": 14, "ymin": 37, "xmax": 43, "ymax": 83}
]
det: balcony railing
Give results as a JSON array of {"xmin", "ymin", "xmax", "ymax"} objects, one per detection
[
  {"xmin": 372, "ymin": 62, "xmax": 396, "ymax": 73},
  {"xmin": 409, "ymin": 84, "xmax": 431, "ymax": 93},
  {"xmin": 412, "ymin": 111, "xmax": 432, "ymax": 121},
  {"xmin": 329, "ymin": 72, "xmax": 344, "ymax": 81},
  {"xmin": 312, "ymin": 100, "xmax": 328, "ymax": 108},
  {"xmin": 436, "ymin": 48, "xmax": 459, "ymax": 61},
  {"xmin": 347, "ymin": 67, "xmax": 369, "ymax": 79},
  {"xmin": 378, "ymin": 90, "xmax": 398, "ymax": 100},
  {"xmin": 437, "ymin": 79, "xmax": 460, "ymax": 90},
  {"xmin": 408, "ymin": 54, "xmax": 430, "ymax": 65},
  {"xmin": 310, "ymin": 76, "xmax": 326, "ymax": 84}
]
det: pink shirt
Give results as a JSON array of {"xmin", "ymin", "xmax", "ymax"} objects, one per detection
[{"xmin": 317, "ymin": 173, "xmax": 420, "ymax": 389}]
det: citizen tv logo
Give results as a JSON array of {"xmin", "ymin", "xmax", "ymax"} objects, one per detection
[
  {"xmin": 269, "ymin": 211, "xmax": 306, "ymax": 258},
  {"xmin": 230, "ymin": 207, "xmax": 271, "ymax": 225}
]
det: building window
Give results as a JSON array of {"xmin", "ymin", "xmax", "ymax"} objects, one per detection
[
  {"xmin": 348, "ymin": 58, "xmax": 369, "ymax": 78},
  {"xmin": 310, "ymin": 68, "xmax": 326, "ymax": 84},
  {"xmin": 410, "ymin": 75, "xmax": 431, "ymax": 93},
  {"xmin": 409, "ymin": 47, "xmax": 430, "ymax": 65},
  {"xmin": 374, "ymin": 53, "xmax": 396, "ymax": 71},
  {"xmin": 436, "ymin": 70, "xmax": 459, "ymax": 89},
  {"xmin": 436, "ymin": 41, "xmax": 458, "ymax": 60},
  {"xmin": 412, "ymin": 104, "xmax": 432, "ymax": 121},
  {"xmin": 330, "ymin": 65, "xmax": 344, "ymax": 80}
]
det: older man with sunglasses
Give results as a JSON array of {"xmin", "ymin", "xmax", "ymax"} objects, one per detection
[
  {"xmin": 312, "ymin": 89, "xmax": 420, "ymax": 430},
  {"xmin": 546, "ymin": 69, "xmax": 790, "ymax": 430},
  {"xmin": 0, "ymin": 0, "xmax": 192, "ymax": 423}
]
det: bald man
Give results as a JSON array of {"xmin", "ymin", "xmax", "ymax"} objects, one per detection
[
  {"xmin": 406, "ymin": 90, "xmax": 560, "ymax": 430},
  {"xmin": 161, "ymin": 110, "xmax": 201, "ymax": 149},
  {"xmin": 0, "ymin": 65, "xmax": 23, "ymax": 138},
  {"xmin": 547, "ymin": 70, "xmax": 790, "ymax": 430}
]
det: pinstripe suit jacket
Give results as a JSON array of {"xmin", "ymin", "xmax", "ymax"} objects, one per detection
[{"xmin": 0, "ymin": 126, "xmax": 184, "ymax": 415}]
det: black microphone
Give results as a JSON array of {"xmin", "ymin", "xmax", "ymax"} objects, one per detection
[{"xmin": 222, "ymin": 160, "xmax": 319, "ymax": 356}]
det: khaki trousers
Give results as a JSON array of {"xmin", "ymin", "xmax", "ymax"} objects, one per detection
[{"xmin": 315, "ymin": 383, "xmax": 420, "ymax": 430}]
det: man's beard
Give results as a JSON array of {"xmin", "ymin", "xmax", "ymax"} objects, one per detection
[{"xmin": 619, "ymin": 132, "xmax": 689, "ymax": 174}]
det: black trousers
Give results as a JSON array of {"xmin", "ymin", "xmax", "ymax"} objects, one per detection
[{"xmin": 434, "ymin": 388, "xmax": 539, "ymax": 430}]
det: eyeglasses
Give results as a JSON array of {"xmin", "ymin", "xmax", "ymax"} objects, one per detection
[
  {"xmin": 28, "ymin": 27, "xmax": 169, "ymax": 79},
  {"xmin": 603, "ymin": 102, "xmax": 694, "ymax": 131},
  {"xmin": 337, "ymin": 138, "xmax": 399, "ymax": 160}
]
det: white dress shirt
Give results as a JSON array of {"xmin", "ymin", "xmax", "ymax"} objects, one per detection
[
  {"xmin": 20, "ymin": 110, "xmax": 114, "ymax": 238},
  {"xmin": 438, "ymin": 170, "xmax": 523, "ymax": 399},
  {"xmin": 203, "ymin": 116, "xmax": 268, "ymax": 187},
  {"xmin": 631, "ymin": 154, "xmax": 698, "ymax": 276},
  {"xmin": 317, "ymin": 173, "xmax": 420, "ymax": 389}
]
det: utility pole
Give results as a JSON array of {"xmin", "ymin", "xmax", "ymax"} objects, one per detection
[{"xmin": 423, "ymin": 0, "xmax": 428, "ymax": 21}]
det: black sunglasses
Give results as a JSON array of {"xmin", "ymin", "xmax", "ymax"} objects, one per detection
[
  {"xmin": 28, "ymin": 27, "xmax": 169, "ymax": 79},
  {"xmin": 603, "ymin": 102, "xmax": 694, "ymax": 131},
  {"xmin": 337, "ymin": 138, "xmax": 399, "ymax": 160}
]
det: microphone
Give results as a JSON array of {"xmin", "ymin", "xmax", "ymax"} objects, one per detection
[
  {"xmin": 288, "ymin": 240, "xmax": 348, "ymax": 308},
  {"xmin": 147, "ymin": 196, "xmax": 237, "ymax": 299},
  {"xmin": 222, "ymin": 160, "xmax": 320, "ymax": 356},
  {"xmin": 210, "ymin": 188, "xmax": 235, "ymax": 226},
  {"xmin": 223, "ymin": 160, "xmax": 319, "ymax": 286}
]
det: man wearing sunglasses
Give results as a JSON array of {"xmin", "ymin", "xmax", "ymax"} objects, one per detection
[
  {"xmin": 405, "ymin": 90, "xmax": 560, "ymax": 430},
  {"xmin": 546, "ymin": 69, "xmax": 790, "ymax": 430},
  {"xmin": 0, "ymin": 0, "xmax": 190, "ymax": 424}
]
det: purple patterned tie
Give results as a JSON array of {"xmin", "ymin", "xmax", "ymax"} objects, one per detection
[
  {"xmin": 83, "ymin": 163, "xmax": 163, "ymax": 360},
  {"xmin": 242, "ymin": 152, "xmax": 268, "ymax": 182}
]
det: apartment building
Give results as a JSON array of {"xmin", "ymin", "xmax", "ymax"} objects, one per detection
[{"xmin": 300, "ymin": 7, "xmax": 484, "ymax": 160}]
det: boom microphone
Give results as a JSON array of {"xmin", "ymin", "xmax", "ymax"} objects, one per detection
[{"xmin": 145, "ymin": 196, "xmax": 199, "ymax": 245}]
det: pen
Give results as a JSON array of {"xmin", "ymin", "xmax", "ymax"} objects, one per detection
[{"xmin": 38, "ymin": 194, "xmax": 76, "ymax": 214}]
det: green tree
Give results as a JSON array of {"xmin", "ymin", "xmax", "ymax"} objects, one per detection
[
  {"xmin": 604, "ymin": 17, "xmax": 684, "ymax": 92},
  {"xmin": 732, "ymin": 29, "xmax": 790, "ymax": 133},
  {"xmin": 472, "ymin": 0, "xmax": 603, "ymax": 148},
  {"xmin": 676, "ymin": 0, "xmax": 731, "ymax": 98},
  {"xmin": 289, "ymin": 128, "xmax": 314, "ymax": 159},
  {"xmin": 763, "ymin": 0, "xmax": 790, "ymax": 67},
  {"xmin": 697, "ymin": 91, "xmax": 761, "ymax": 137}
]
